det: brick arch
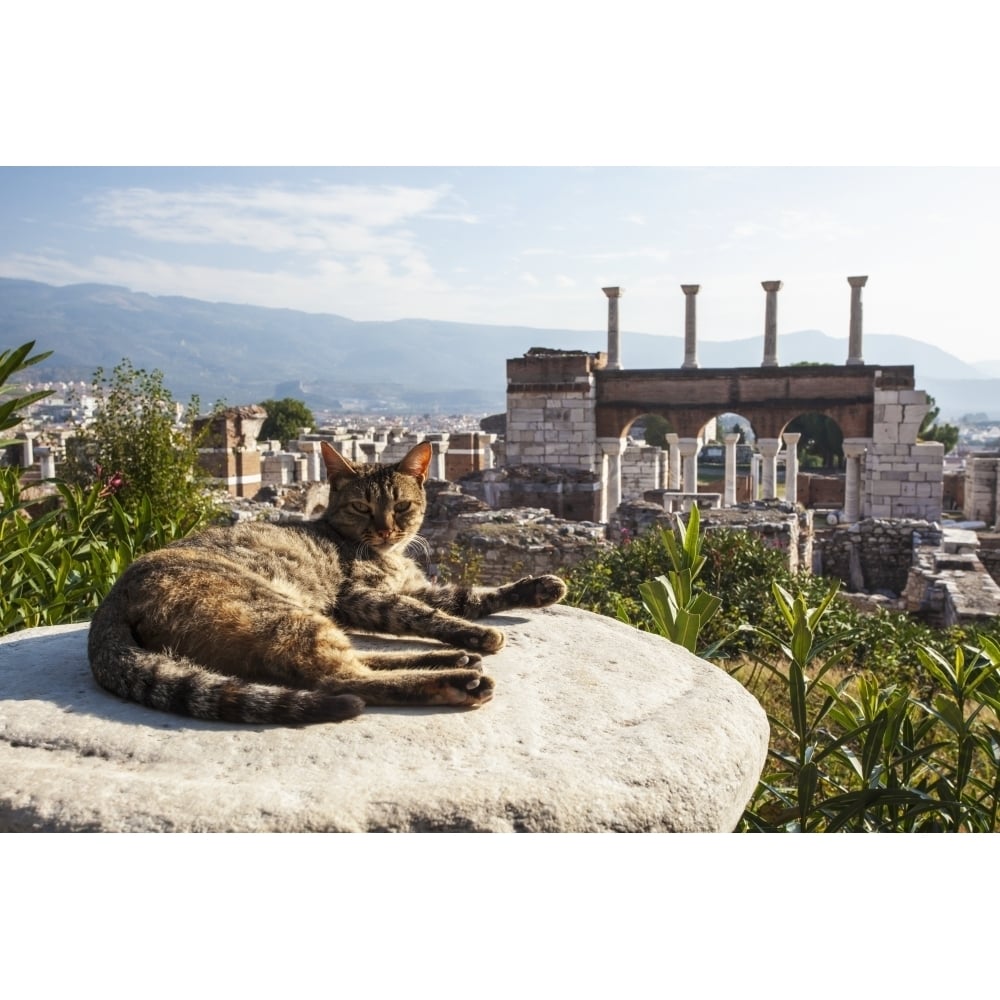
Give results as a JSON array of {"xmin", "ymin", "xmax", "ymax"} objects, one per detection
[{"xmin": 594, "ymin": 365, "xmax": 898, "ymax": 441}]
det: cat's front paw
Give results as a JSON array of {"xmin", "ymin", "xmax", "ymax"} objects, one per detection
[{"xmin": 513, "ymin": 574, "xmax": 568, "ymax": 608}]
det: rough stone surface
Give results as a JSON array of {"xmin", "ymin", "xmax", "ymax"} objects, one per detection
[{"xmin": 0, "ymin": 606, "xmax": 767, "ymax": 833}]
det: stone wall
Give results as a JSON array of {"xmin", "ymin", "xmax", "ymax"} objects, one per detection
[
  {"xmin": 862, "ymin": 387, "xmax": 944, "ymax": 521},
  {"xmin": 620, "ymin": 444, "xmax": 665, "ymax": 500},
  {"xmin": 459, "ymin": 465, "xmax": 602, "ymax": 522},
  {"xmin": 504, "ymin": 349, "xmax": 605, "ymax": 470},
  {"xmin": 816, "ymin": 518, "xmax": 942, "ymax": 595},
  {"xmin": 978, "ymin": 534, "xmax": 1000, "ymax": 585},
  {"xmin": 420, "ymin": 501, "xmax": 608, "ymax": 587},
  {"xmin": 902, "ymin": 527, "xmax": 1000, "ymax": 627},
  {"xmin": 797, "ymin": 473, "xmax": 845, "ymax": 510},
  {"xmin": 193, "ymin": 405, "xmax": 267, "ymax": 498},
  {"xmin": 444, "ymin": 432, "xmax": 496, "ymax": 480},
  {"xmin": 963, "ymin": 454, "xmax": 1000, "ymax": 526}
]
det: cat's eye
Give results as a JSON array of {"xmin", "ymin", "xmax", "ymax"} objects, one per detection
[
  {"xmin": 349, "ymin": 501, "xmax": 371, "ymax": 515},
  {"xmin": 394, "ymin": 501, "xmax": 412, "ymax": 513}
]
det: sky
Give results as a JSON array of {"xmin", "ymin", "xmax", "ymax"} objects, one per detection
[{"xmin": 2, "ymin": 166, "xmax": 999, "ymax": 363}]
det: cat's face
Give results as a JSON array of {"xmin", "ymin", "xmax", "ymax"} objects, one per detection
[{"xmin": 320, "ymin": 441, "xmax": 431, "ymax": 552}]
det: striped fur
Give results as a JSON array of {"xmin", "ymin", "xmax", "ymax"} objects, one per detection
[{"xmin": 87, "ymin": 440, "xmax": 567, "ymax": 725}]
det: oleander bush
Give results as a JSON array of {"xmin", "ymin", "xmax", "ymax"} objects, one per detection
[
  {"xmin": 1, "ymin": 344, "xmax": 220, "ymax": 634},
  {"xmin": 0, "ymin": 467, "xmax": 212, "ymax": 633}
]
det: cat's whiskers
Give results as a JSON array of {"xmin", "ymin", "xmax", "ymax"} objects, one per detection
[{"xmin": 405, "ymin": 534, "xmax": 431, "ymax": 562}]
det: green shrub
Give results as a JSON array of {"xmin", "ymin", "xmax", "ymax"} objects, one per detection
[
  {"xmin": 1, "ymin": 466, "xmax": 213, "ymax": 634},
  {"xmin": 740, "ymin": 583, "xmax": 1000, "ymax": 832},
  {"xmin": 62, "ymin": 358, "xmax": 221, "ymax": 532},
  {"xmin": 1, "ymin": 346, "xmax": 219, "ymax": 635}
]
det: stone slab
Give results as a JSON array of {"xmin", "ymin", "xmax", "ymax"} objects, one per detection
[{"xmin": 0, "ymin": 606, "xmax": 768, "ymax": 833}]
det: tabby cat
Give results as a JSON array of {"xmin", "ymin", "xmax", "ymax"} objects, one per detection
[{"xmin": 88, "ymin": 440, "xmax": 567, "ymax": 725}]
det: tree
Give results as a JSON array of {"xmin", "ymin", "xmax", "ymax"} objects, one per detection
[
  {"xmin": 785, "ymin": 412, "xmax": 844, "ymax": 469},
  {"xmin": 635, "ymin": 413, "xmax": 672, "ymax": 448},
  {"xmin": 64, "ymin": 359, "xmax": 219, "ymax": 531},
  {"xmin": 918, "ymin": 395, "xmax": 959, "ymax": 454},
  {"xmin": 257, "ymin": 397, "xmax": 316, "ymax": 446}
]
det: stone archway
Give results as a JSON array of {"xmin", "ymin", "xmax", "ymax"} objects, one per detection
[{"xmin": 504, "ymin": 346, "xmax": 941, "ymax": 524}]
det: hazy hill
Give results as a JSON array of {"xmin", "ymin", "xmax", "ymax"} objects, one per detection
[{"xmin": 1, "ymin": 277, "xmax": 995, "ymax": 418}]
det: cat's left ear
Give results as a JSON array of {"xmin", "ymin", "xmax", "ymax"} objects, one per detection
[
  {"xmin": 321, "ymin": 441, "xmax": 358, "ymax": 489},
  {"xmin": 398, "ymin": 441, "xmax": 433, "ymax": 486}
]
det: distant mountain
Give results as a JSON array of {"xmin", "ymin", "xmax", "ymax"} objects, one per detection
[
  {"xmin": 975, "ymin": 360, "xmax": 1000, "ymax": 379},
  {"xmin": 1, "ymin": 277, "xmax": 995, "ymax": 418}
]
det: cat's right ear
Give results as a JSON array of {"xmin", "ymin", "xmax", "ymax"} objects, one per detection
[
  {"xmin": 321, "ymin": 441, "xmax": 358, "ymax": 489},
  {"xmin": 398, "ymin": 441, "xmax": 433, "ymax": 486}
]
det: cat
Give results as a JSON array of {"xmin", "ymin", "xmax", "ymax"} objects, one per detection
[{"xmin": 87, "ymin": 440, "xmax": 567, "ymax": 725}]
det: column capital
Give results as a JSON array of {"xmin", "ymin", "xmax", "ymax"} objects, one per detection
[
  {"xmin": 761, "ymin": 280, "xmax": 783, "ymax": 293},
  {"xmin": 724, "ymin": 433, "xmax": 741, "ymax": 445},
  {"xmin": 847, "ymin": 275, "xmax": 869, "ymax": 289},
  {"xmin": 676, "ymin": 436, "xmax": 702, "ymax": 458},
  {"xmin": 602, "ymin": 286, "xmax": 624, "ymax": 299},
  {"xmin": 781, "ymin": 431, "xmax": 801, "ymax": 447},
  {"xmin": 680, "ymin": 284, "xmax": 700, "ymax": 296},
  {"xmin": 842, "ymin": 436, "xmax": 871, "ymax": 458},
  {"xmin": 665, "ymin": 432, "xmax": 680, "ymax": 446},
  {"xmin": 596, "ymin": 436, "xmax": 627, "ymax": 456},
  {"xmin": 756, "ymin": 437, "xmax": 782, "ymax": 457}
]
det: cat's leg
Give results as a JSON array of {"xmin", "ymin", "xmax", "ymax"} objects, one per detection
[
  {"xmin": 201, "ymin": 604, "xmax": 492, "ymax": 707},
  {"xmin": 403, "ymin": 575, "xmax": 568, "ymax": 619},
  {"xmin": 360, "ymin": 649, "xmax": 484, "ymax": 671},
  {"xmin": 331, "ymin": 668, "xmax": 494, "ymax": 708},
  {"xmin": 332, "ymin": 587, "xmax": 507, "ymax": 652}
]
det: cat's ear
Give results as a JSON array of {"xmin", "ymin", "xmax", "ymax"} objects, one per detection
[
  {"xmin": 398, "ymin": 441, "xmax": 433, "ymax": 486},
  {"xmin": 321, "ymin": 441, "xmax": 358, "ymax": 488}
]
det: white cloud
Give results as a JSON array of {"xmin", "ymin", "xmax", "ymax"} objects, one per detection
[
  {"xmin": 7, "ymin": 181, "xmax": 484, "ymax": 320},
  {"xmin": 89, "ymin": 183, "xmax": 454, "ymax": 253}
]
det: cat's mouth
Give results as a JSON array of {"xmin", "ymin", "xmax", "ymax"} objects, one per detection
[{"xmin": 368, "ymin": 534, "xmax": 403, "ymax": 550}]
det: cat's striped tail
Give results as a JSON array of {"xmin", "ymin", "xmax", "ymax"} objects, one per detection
[{"xmin": 87, "ymin": 607, "xmax": 364, "ymax": 725}]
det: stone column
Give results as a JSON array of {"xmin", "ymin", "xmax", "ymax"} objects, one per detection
[
  {"xmin": 20, "ymin": 432, "xmax": 36, "ymax": 468},
  {"xmin": 680, "ymin": 284, "xmax": 700, "ymax": 369},
  {"xmin": 658, "ymin": 449, "xmax": 669, "ymax": 493},
  {"xmin": 603, "ymin": 287, "xmax": 623, "ymax": 371},
  {"xmin": 842, "ymin": 437, "xmax": 868, "ymax": 523},
  {"xmin": 36, "ymin": 446, "xmax": 55, "ymax": 480},
  {"xmin": 597, "ymin": 437, "xmax": 627, "ymax": 522},
  {"xmin": 782, "ymin": 431, "xmax": 801, "ymax": 505},
  {"xmin": 723, "ymin": 433, "xmax": 741, "ymax": 507},
  {"xmin": 758, "ymin": 437, "xmax": 782, "ymax": 499},
  {"xmin": 359, "ymin": 440, "xmax": 387, "ymax": 466},
  {"xmin": 298, "ymin": 440, "xmax": 324, "ymax": 482},
  {"xmin": 761, "ymin": 280, "xmax": 782, "ymax": 367},
  {"xmin": 677, "ymin": 437, "xmax": 702, "ymax": 493},
  {"xmin": 750, "ymin": 453, "xmax": 761, "ymax": 500},
  {"xmin": 665, "ymin": 433, "xmax": 681, "ymax": 490},
  {"xmin": 426, "ymin": 433, "xmax": 449, "ymax": 480},
  {"xmin": 846, "ymin": 275, "xmax": 868, "ymax": 366},
  {"xmin": 482, "ymin": 433, "xmax": 496, "ymax": 470}
]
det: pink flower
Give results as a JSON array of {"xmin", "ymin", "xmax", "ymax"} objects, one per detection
[{"xmin": 98, "ymin": 469, "xmax": 127, "ymax": 497}]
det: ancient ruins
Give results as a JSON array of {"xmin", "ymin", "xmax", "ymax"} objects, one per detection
[{"xmin": 9, "ymin": 275, "xmax": 1000, "ymax": 626}]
